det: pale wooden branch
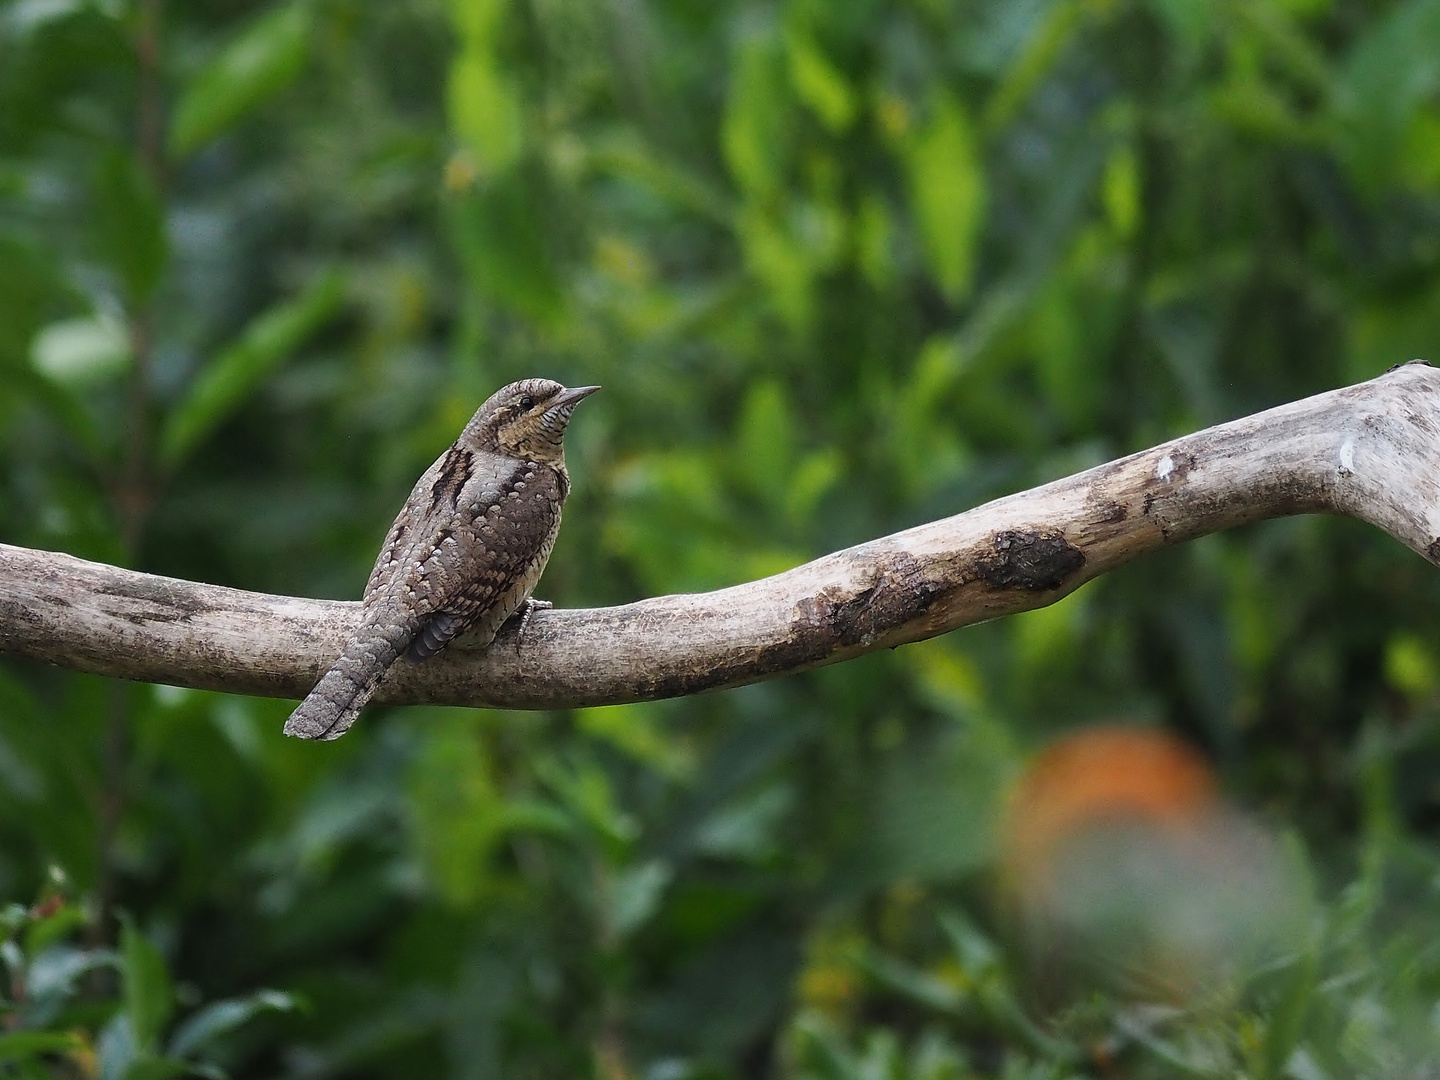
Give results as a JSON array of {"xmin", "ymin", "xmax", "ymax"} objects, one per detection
[{"xmin": 2, "ymin": 362, "xmax": 1438, "ymax": 710}]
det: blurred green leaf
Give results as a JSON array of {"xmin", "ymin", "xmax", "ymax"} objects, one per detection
[
  {"xmin": 168, "ymin": 1, "xmax": 312, "ymax": 158},
  {"xmin": 786, "ymin": 448, "xmax": 841, "ymax": 525},
  {"xmin": 589, "ymin": 133, "xmax": 735, "ymax": 225},
  {"xmin": 408, "ymin": 722, "xmax": 506, "ymax": 908},
  {"xmin": 607, "ymin": 860, "xmax": 672, "ymax": 939},
  {"xmin": 0, "ymin": 1031, "xmax": 79, "ymax": 1063},
  {"xmin": 723, "ymin": 34, "xmax": 791, "ymax": 198},
  {"xmin": 786, "ymin": 31, "xmax": 854, "ymax": 133},
  {"xmin": 1144, "ymin": 0, "xmax": 1216, "ymax": 51},
  {"xmin": 1334, "ymin": 0, "xmax": 1440, "ymax": 190},
  {"xmin": 158, "ymin": 269, "xmax": 344, "ymax": 469},
  {"xmin": 447, "ymin": 0, "xmax": 521, "ymax": 176},
  {"xmin": 736, "ymin": 202, "xmax": 818, "ymax": 327},
  {"xmin": 737, "ymin": 380, "xmax": 795, "ymax": 506},
  {"xmin": 855, "ymin": 948, "xmax": 963, "ymax": 1013},
  {"xmin": 91, "ymin": 149, "xmax": 166, "ymax": 304},
  {"xmin": 982, "ymin": 0, "xmax": 1084, "ymax": 132},
  {"xmin": 1102, "ymin": 144, "xmax": 1140, "ymax": 238},
  {"xmin": 576, "ymin": 703, "xmax": 693, "ymax": 779},
  {"xmin": 448, "ymin": 52, "xmax": 521, "ymax": 175},
  {"xmin": 167, "ymin": 989, "xmax": 295, "ymax": 1059},
  {"xmin": 451, "ymin": 0, "xmax": 509, "ymax": 46},
  {"xmin": 854, "ymin": 191, "xmax": 895, "ymax": 287},
  {"xmin": 1399, "ymin": 104, "xmax": 1440, "ymax": 188},
  {"xmin": 121, "ymin": 921, "xmax": 173, "ymax": 1052},
  {"xmin": 99, "ymin": 1007, "xmax": 138, "ymax": 1080},
  {"xmin": 1259, "ymin": 947, "xmax": 1319, "ymax": 1080},
  {"xmin": 1384, "ymin": 634, "xmax": 1439, "ymax": 697},
  {"xmin": 693, "ymin": 784, "xmax": 793, "ymax": 861},
  {"xmin": 0, "ymin": 0, "xmax": 90, "ymax": 38},
  {"xmin": 906, "ymin": 95, "xmax": 986, "ymax": 303},
  {"xmin": 0, "ymin": 236, "xmax": 75, "ymax": 368},
  {"xmin": 535, "ymin": 753, "xmax": 637, "ymax": 852},
  {"xmin": 127, "ymin": 1058, "xmax": 221, "ymax": 1080},
  {"xmin": 27, "ymin": 946, "xmax": 117, "ymax": 1000},
  {"xmin": 449, "ymin": 173, "xmax": 561, "ymax": 325}
]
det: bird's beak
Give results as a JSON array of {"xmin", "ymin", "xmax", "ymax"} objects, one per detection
[{"xmin": 549, "ymin": 385, "xmax": 601, "ymax": 411}]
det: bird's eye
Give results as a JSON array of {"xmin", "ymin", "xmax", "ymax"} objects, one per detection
[{"xmin": 519, "ymin": 395, "xmax": 535, "ymax": 411}]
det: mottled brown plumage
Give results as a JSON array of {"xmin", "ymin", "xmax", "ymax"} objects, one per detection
[{"xmin": 283, "ymin": 378, "xmax": 598, "ymax": 740}]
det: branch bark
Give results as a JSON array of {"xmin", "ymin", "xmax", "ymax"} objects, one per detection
[{"xmin": 3, "ymin": 362, "xmax": 1438, "ymax": 710}]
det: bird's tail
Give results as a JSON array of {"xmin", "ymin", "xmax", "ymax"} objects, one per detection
[{"xmin": 284, "ymin": 619, "xmax": 410, "ymax": 741}]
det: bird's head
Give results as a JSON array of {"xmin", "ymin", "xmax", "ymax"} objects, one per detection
[{"xmin": 468, "ymin": 378, "xmax": 599, "ymax": 463}]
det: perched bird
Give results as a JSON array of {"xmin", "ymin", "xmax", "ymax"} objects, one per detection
[{"xmin": 284, "ymin": 378, "xmax": 599, "ymax": 740}]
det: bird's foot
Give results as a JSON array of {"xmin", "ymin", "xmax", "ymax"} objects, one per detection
[{"xmin": 504, "ymin": 597, "xmax": 552, "ymax": 649}]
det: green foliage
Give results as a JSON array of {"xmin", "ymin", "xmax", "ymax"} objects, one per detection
[
  {"xmin": 1333, "ymin": 0, "xmax": 1440, "ymax": 190},
  {"xmin": 0, "ymin": 890, "xmax": 292, "ymax": 1078},
  {"xmin": 91, "ymin": 150, "xmax": 167, "ymax": 307},
  {"xmin": 3, "ymin": 0, "xmax": 1440, "ymax": 1076},
  {"xmin": 157, "ymin": 269, "xmax": 345, "ymax": 469},
  {"xmin": 168, "ymin": 2, "xmax": 313, "ymax": 159},
  {"xmin": 122, "ymin": 917, "xmax": 175, "ymax": 1052},
  {"xmin": 448, "ymin": 0, "xmax": 522, "ymax": 176},
  {"xmin": 906, "ymin": 95, "xmax": 986, "ymax": 303}
]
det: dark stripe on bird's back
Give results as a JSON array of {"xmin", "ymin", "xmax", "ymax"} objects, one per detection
[{"xmin": 430, "ymin": 446, "xmax": 475, "ymax": 510}]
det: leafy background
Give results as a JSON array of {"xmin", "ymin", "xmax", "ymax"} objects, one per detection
[{"xmin": 2, "ymin": 0, "xmax": 1440, "ymax": 1076}]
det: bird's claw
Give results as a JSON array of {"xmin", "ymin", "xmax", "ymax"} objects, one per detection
[{"xmin": 511, "ymin": 597, "xmax": 552, "ymax": 648}]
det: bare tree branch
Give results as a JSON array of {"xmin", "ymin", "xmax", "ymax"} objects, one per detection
[{"xmin": 2, "ymin": 362, "xmax": 1438, "ymax": 710}]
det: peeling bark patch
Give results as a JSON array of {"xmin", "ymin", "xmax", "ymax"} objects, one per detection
[
  {"xmin": 1096, "ymin": 502, "xmax": 1128, "ymax": 524},
  {"xmin": 975, "ymin": 530, "xmax": 1086, "ymax": 592},
  {"xmin": 1155, "ymin": 451, "xmax": 1197, "ymax": 484},
  {"xmin": 792, "ymin": 551, "xmax": 939, "ymax": 647}
]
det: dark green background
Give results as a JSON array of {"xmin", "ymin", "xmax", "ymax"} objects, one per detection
[{"xmin": 2, "ymin": 0, "xmax": 1440, "ymax": 1076}]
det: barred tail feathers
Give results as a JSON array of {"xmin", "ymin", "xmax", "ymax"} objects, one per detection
[
  {"xmin": 284, "ymin": 619, "xmax": 411, "ymax": 741},
  {"xmin": 408, "ymin": 610, "xmax": 469, "ymax": 662}
]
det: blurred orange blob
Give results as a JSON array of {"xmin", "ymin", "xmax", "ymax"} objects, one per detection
[
  {"xmin": 1002, "ymin": 725, "xmax": 1218, "ymax": 886},
  {"xmin": 998, "ymin": 726, "xmax": 1301, "ymax": 999}
]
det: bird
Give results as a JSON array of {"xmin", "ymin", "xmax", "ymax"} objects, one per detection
[{"xmin": 283, "ymin": 378, "xmax": 599, "ymax": 741}]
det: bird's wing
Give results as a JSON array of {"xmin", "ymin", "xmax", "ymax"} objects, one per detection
[
  {"xmin": 363, "ymin": 456, "xmax": 443, "ymax": 600},
  {"xmin": 375, "ymin": 446, "xmax": 565, "ymax": 659}
]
